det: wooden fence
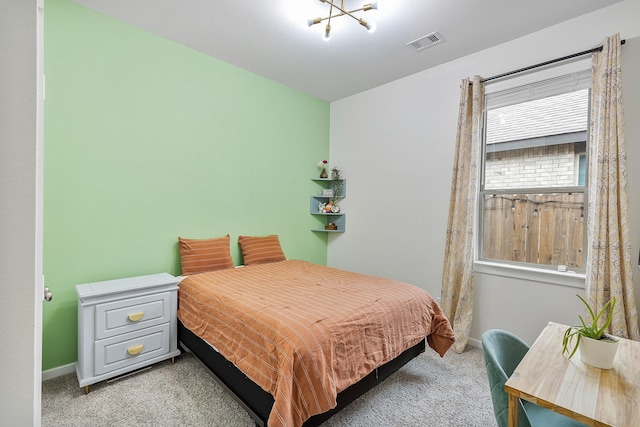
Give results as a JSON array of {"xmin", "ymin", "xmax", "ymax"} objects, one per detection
[{"xmin": 482, "ymin": 193, "xmax": 584, "ymax": 269}]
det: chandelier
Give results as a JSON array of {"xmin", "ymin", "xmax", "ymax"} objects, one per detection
[{"xmin": 307, "ymin": 1, "xmax": 378, "ymax": 41}]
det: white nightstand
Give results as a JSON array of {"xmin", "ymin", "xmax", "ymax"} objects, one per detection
[{"xmin": 75, "ymin": 273, "xmax": 181, "ymax": 393}]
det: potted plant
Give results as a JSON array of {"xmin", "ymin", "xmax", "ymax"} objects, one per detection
[
  {"xmin": 562, "ymin": 294, "xmax": 619, "ymax": 369},
  {"xmin": 330, "ymin": 167, "xmax": 343, "ymax": 207}
]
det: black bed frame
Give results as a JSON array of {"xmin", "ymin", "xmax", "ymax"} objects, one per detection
[{"xmin": 178, "ymin": 320, "xmax": 426, "ymax": 427}]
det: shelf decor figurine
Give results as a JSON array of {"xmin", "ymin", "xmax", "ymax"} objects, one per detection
[
  {"xmin": 318, "ymin": 159, "xmax": 329, "ymax": 178},
  {"xmin": 322, "ymin": 201, "xmax": 335, "ymax": 213}
]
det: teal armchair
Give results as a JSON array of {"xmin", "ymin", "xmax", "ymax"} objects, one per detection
[{"xmin": 481, "ymin": 329, "xmax": 588, "ymax": 427}]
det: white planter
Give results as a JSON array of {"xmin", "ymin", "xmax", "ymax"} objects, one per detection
[{"xmin": 578, "ymin": 334, "xmax": 620, "ymax": 369}]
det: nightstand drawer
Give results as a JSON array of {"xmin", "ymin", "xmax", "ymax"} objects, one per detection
[
  {"xmin": 95, "ymin": 292, "xmax": 171, "ymax": 339},
  {"xmin": 94, "ymin": 323, "xmax": 170, "ymax": 376}
]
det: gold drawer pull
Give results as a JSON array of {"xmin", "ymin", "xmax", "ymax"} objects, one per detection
[
  {"xmin": 127, "ymin": 345, "xmax": 144, "ymax": 355},
  {"xmin": 128, "ymin": 312, "xmax": 144, "ymax": 322}
]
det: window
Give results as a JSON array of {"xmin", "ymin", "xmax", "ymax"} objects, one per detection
[
  {"xmin": 479, "ymin": 63, "xmax": 591, "ymax": 272},
  {"xmin": 577, "ymin": 153, "xmax": 587, "ymax": 186}
]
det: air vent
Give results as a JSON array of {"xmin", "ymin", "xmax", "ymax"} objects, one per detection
[{"xmin": 406, "ymin": 32, "xmax": 445, "ymax": 52}]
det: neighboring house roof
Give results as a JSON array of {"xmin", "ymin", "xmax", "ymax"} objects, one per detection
[{"xmin": 486, "ymin": 89, "xmax": 588, "ymax": 145}]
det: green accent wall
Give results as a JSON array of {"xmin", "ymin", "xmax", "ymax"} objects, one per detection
[{"xmin": 43, "ymin": 0, "xmax": 330, "ymax": 370}]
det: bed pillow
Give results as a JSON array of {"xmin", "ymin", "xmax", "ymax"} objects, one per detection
[
  {"xmin": 178, "ymin": 235, "xmax": 235, "ymax": 275},
  {"xmin": 238, "ymin": 234, "xmax": 286, "ymax": 266}
]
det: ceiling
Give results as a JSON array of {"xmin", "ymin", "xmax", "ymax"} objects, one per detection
[{"xmin": 73, "ymin": 0, "xmax": 621, "ymax": 102}]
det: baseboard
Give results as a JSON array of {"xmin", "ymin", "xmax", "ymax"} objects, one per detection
[
  {"xmin": 467, "ymin": 337, "xmax": 482, "ymax": 348},
  {"xmin": 42, "ymin": 362, "xmax": 75, "ymax": 381}
]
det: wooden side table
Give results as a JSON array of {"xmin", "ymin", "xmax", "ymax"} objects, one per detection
[{"xmin": 505, "ymin": 321, "xmax": 640, "ymax": 427}]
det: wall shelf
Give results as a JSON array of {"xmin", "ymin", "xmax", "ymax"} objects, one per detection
[{"xmin": 310, "ymin": 178, "xmax": 346, "ymax": 233}]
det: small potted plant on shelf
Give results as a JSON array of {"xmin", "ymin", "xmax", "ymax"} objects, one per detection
[
  {"xmin": 330, "ymin": 167, "xmax": 343, "ymax": 208},
  {"xmin": 562, "ymin": 294, "xmax": 619, "ymax": 369}
]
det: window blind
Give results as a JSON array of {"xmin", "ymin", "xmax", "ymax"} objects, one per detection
[{"xmin": 485, "ymin": 58, "xmax": 592, "ymax": 110}]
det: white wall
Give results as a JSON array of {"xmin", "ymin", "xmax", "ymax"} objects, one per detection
[
  {"xmin": 329, "ymin": 0, "xmax": 640, "ymax": 346},
  {"xmin": 0, "ymin": 0, "xmax": 42, "ymax": 424}
]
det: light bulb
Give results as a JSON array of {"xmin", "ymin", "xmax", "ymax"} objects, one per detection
[
  {"xmin": 359, "ymin": 19, "xmax": 376, "ymax": 33},
  {"xmin": 364, "ymin": 2, "xmax": 378, "ymax": 11},
  {"xmin": 324, "ymin": 24, "xmax": 331, "ymax": 41}
]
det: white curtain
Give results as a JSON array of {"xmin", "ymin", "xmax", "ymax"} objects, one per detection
[
  {"xmin": 441, "ymin": 76, "xmax": 484, "ymax": 353},
  {"xmin": 586, "ymin": 33, "xmax": 640, "ymax": 340}
]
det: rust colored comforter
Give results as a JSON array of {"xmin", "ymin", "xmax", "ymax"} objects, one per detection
[{"xmin": 178, "ymin": 260, "xmax": 454, "ymax": 427}]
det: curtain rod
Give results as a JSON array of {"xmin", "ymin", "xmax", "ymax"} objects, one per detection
[{"xmin": 477, "ymin": 39, "xmax": 626, "ymax": 84}]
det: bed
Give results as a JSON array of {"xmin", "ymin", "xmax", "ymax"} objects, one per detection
[{"xmin": 177, "ymin": 254, "xmax": 455, "ymax": 427}]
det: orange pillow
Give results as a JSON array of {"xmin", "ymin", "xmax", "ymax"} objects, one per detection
[
  {"xmin": 178, "ymin": 235, "xmax": 235, "ymax": 275},
  {"xmin": 238, "ymin": 234, "xmax": 286, "ymax": 266}
]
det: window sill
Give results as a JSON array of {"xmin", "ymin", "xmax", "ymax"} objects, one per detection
[{"xmin": 474, "ymin": 260, "xmax": 585, "ymax": 288}]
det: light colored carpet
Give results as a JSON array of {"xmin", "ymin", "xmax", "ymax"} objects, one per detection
[{"xmin": 42, "ymin": 346, "xmax": 498, "ymax": 426}]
